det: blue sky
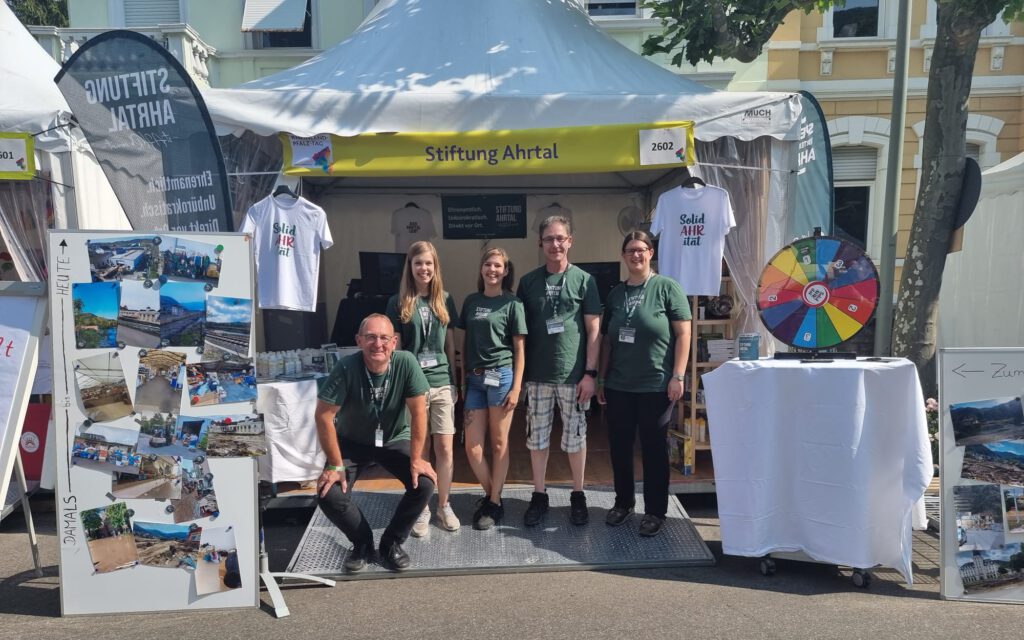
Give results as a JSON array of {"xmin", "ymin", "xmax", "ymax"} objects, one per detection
[
  {"xmin": 133, "ymin": 521, "xmax": 194, "ymax": 538},
  {"xmin": 161, "ymin": 281, "xmax": 206, "ymax": 310},
  {"xmin": 161, "ymin": 235, "xmax": 217, "ymax": 259},
  {"xmin": 206, "ymin": 296, "xmax": 252, "ymax": 324},
  {"xmin": 952, "ymin": 396, "xmax": 1020, "ymax": 411},
  {"xmin": 120, "ymin": 280, "xmax": 159, "ymax": 311},
  {"xmin": 986, "ymin": 440, "xmax": 1024, "ymax": 458},
  {"xmin": 958, "ymin": 543, "xmax": 1023, "ymax": 566},
  {"xmin": 73, "ymin": 282, "xmax": 119, "ymax": 318}
]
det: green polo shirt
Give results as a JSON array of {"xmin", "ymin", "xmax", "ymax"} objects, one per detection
[
  {"xmin": 601, "ymin": 274, "xmax": 691, "ymax": 393},
  {"xmin": 385, "ymin": 293, "xmax": 460, "ymax": 387},
  {"xmin": 516, "ymin": 264, "xmax": 601, "ymax": 384},
  {"xmin": 317, "ymin": 351, "xmax": 429, "ymax": 445},
  {"xmin": 458, "ymin": 292, "xmax": 528, "ymax": 371}
]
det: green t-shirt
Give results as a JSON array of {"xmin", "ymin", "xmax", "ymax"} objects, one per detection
[
  {"xmin": 385, "ymin": 293, "xmax": 460, "ymax": 387},
  {"xmin": 458, "ymin": 292, "xmax": 528, "ymax": 370},
  {"xmin": 516, "ymin": 265, "xmax": 602, "ymax": 384},
  {"xmin": 601, "ymin": 274, "xmax": 691, "ymax": 393},
  {"xmin": 317, "ymin": 350, "xmax": 429, "ymax": 445}
]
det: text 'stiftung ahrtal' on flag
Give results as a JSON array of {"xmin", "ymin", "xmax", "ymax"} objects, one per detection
[{"xmin": 55, "ymin": 31, "xmax": 233, "ymax": 232}]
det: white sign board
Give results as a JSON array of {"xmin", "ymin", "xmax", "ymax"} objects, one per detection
[
  {"xmin": 48, "ymin": 231, "xmax": 260, "ymax": 615},
  {"xmin": 939, "ymin": 348, "xmax": 1024, "ymax": 604},
  {"xmin": 638, "ymin": 126, "xmax": 687, "ymax": 167},
  {"xmin": 0, "ymin": 282, "xmax": 47, "ymax": 509}
]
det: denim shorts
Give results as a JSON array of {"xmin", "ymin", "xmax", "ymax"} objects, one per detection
[{"xmin": 464, "ymin": 366, "xmax": 514, "ymax": 410}]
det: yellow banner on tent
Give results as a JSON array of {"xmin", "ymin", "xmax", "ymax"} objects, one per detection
[
  {"xmin": 281, "ymin": 122, "xmax": 695, "ymax": 177},
  {"xmin": 0, "ymin": 133, "xmax": 35, "ymax": 180}
]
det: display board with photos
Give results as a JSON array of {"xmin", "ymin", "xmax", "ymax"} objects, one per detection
[
  {"xmin": 939, "ymin": 348, "xmax": 1024, "ymax": 604},
  {"xmin": 49, "ymin": 231, "xmax": 260, "ymax": 615}
]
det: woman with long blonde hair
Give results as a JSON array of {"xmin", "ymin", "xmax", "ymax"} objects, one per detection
[
  {"xmin": 458, "ymin": 247, "xmax": 527, "ymax": 530},
  {"xmin": 385, "ymin": 241, "xmax": 461, "ymax": 536}
]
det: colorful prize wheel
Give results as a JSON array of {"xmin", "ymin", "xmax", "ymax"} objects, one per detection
[{"xmin": 756, "ymin": 235, "xmax": 879, "ymax": 350}]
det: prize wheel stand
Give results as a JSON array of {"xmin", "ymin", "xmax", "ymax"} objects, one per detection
[{"xmin": 752, "ymin": 230, "xmax": 880, "ymax": 587}]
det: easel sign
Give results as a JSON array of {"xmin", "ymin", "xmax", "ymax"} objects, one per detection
[{"xmin": 48, "ymin": 230, "xmax": 259, "ymax": 615}]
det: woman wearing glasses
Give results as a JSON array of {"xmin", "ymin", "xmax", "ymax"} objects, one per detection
[
  {"xmin": 458, "ymin": 248, "xmax": 528, "ymax": 530},
  {"xmin": 386, "ymin": 241, "xmax": 461, "ymax": 535},
  {"xmin": 597, "ymin": 231, "xmax": 691, "ymax": 537}
]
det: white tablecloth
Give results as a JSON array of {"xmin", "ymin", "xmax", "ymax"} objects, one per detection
[
  {"xmin": 702, "ymin": 357, "xmax": 932, "ymax": 585},
  {"xmin": 257, "ymin": 379, "xmax": 325, "ymax": 483}
]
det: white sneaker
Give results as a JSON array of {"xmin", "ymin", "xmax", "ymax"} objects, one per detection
[
  {"xmin": 436, "ymin": 502, "xmax": 461, "ymax": 531},
  {"xmin": 410, "ymin": 506, "xmax": 431, "ymax": 538}
]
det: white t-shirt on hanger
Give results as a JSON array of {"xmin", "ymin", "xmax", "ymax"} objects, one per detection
[
  {"xmin": 390, "ymin": 204, "xmax": 436, "ymax": 253},
  {"xmin": 241, "ymin": 194, "xmax": 334, "ymax": 311},
  {"xmin": 651, "ymin": 185, "xmax": 735, "ymax": 296}
]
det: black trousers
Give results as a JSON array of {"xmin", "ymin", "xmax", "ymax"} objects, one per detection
[
  {"xmin": 604, "ymin": 388, "xmax": 672, "ymax": 519},
  {"xmin": 317, "ymin": 438, "xmax": 435, "ymax": 548}
]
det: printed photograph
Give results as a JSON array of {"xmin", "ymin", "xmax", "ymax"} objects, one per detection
[
  {"xmin": 204, "ymin": 295, "xmax": 252, "ymax": 360},
  {"xmin": 957, "ymin": 543, "xmax": 1024, "ymax": 596},
  {"xmin": 168, "ymin": 458, "xmax": 218, "ymax": 523},
  {"xmin": 71, "ymin": 423, "xmax": 141, "ymax": 474},
  {"xmin": 962, "ymin": 440, "xmax": 1024, "ymax": 487},
  {"xmin": 1005, "ymin": 486, "xmax": 1024, "ymax": 533},
  {"xmin": 133, "ymin": 521, "xmax": 202, "ymax": 570},
  {"xmin": 81, "ymin": 502, "xmax": 139, "ymax": 574},
  {"xmin": 160, "ymin": 235, "xmax": 221, "ymax": 286},
  {"xmin": 205, "ymin": 414, "xmax": 268, "ymax": 458},
  {"xmin": 134, "ymin": 350, "xmax": 186, "ymax": 413},
  {"xmin": 112, "ymin": 454, "xmax": 182, "ymax": 500},
  {"xmin": 186, "ymin": 361, "xmax": 257, "ymax": 407},
  {"xmin": 196, "ymin": 526, "xmax": 240, "ymax": 595},
  {"xmin": 951, "ymin": 397, "xmax": 1024, "ymax": 446},
  {"xmin": 136, "ymin": 413, "xmax": 208, "ymax": 461},
  {"xmin": 159, "ymin": 281, "xmax": 206, "ymax": 347},
  {"xmin": 116, "ymin": 280, "xmax": 161, "ymax": 348},
  {"xmin": 954, "ymin": 483, "xmax": 1005, "ymax": 550},
  {"xmin": 87, "ymin": 236, "xmax": 161, "ymax": 282},
  {"xmin": 73, "ymin": 281, "xmax": 120, "ymax": 349},
  {"xmin": 74, "ymin": 352, "xmax": 133, "ymax": 422}
]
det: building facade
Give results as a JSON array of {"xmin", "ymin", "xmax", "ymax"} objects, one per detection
[{"xmin": 29, "ymin": 0, "xmax": 1024, "ymax": 280}]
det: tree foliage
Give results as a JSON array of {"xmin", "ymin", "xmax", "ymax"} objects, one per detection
[
  {"xmin": 7, "ymin": 0, "xmax": 69, "ymax": 27},
  {"xmin": 644, "ymin": 0, "xmax": 1023, "ymax": 395}
]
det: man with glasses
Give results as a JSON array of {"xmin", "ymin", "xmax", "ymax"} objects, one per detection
[
  {"xmin": 315, "ymin": 314, "xmax": 437, "ymax": 572},
  {"xmin": 516, "ymin": 215, "xmax": 601, "ymax": 527}
]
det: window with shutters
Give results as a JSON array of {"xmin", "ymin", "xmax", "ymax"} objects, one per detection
[
  {"xmin": 123, "ymin": 0, "xmax": 181, "ymax": 27},
  {"xmin": 243, "ymin": 0, "xmax": 313, "ymax": 49},
  {"xmin": 832, "ymin": 146, "xmax": 879, "ymax": 250},
  {"xmin": 587, "ymin": 1, "xmax": 638, "ymax": 17}
]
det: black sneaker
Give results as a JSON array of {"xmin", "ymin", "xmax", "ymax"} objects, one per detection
[
  {"xmin": 473, "ymin": 500, "xmax": 503, "ymax": 530},
  {"xmin": 569, "ymin": 490, "xmax": 589, "ymax": 525},
  {"xmin": 343, "ymin": 540, "xmax": 375, "ymax": 572},
  {"xmin": 379, "ymin": 539, "xmax": 410, "ymax": 571},
  {"xmin": 605, "ymin": 505, "xmax": 634, "ymax": 527},
  {"xmin": 638, "ymin": 514, "xmax": 666, "ymax": 537},
  {"xmin": 523, "ymin": 491, "xmax": 549, "ymax": 527}
]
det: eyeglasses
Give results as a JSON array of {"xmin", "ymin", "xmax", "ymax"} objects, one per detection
[
  {"xmin": 623, "ymin": 247, "xmax": 650, "ymax": 256},
  {"xmin": 541, "ymin": 236, "xmax": 571, "ymax": 245},
  {"xmin": 359, "ymin": 334, "xmax": 395, "ymax": 344}
]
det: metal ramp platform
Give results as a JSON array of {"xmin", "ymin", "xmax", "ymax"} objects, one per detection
[{"xmin": 286, "ymin": 486, "xmax": 715, "ymax": 580}]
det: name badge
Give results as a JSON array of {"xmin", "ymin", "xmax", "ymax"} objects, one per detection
[
  {"xmin": 618, "ymin": 327, "xmax": 636, "ymax": 344},
  {"xmin": 374, "ymin": 426, "xmax": 384, "ymax": 448},
  {"xmin": 545, "ymin": 318, "xmax": 565, "ymax": 335},
  {"xmin": 418, "ymin": 351, "xmax": 439, "ymax": 368},
  {"xmin": 484, "ymin": 369, "xmax": 502, "ymax": 387}
]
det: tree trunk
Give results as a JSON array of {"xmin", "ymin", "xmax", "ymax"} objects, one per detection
[{"xmin": 891, "ymin": 4, "xmax": 994, "ymax": 398}]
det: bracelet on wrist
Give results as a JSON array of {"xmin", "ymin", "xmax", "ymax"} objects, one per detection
[{"xmin": 326, "ymin": 464, "xmax": 345, "ymax": 472}]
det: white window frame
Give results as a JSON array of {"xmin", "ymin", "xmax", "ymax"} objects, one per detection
[
  {"xmin": 586, "ymin": 1, "xmax": 642, "ymax": 20},
  {"xmin": 920, "ymin": 1, "xmax": 1011, "ymax": 40},
  {"xmin": 243, "ymin": 0, "xmax": 319, "ymax": 50},
  {"xmin": 108, "ymin": 0, "xmax": 183, "ymax": 28},
  {"xmin": 828, "ymin": 116, "xmax": 893, "ymax": 261},
  {"xmin": 911, "ymin": 115, "xmax": 1004, "ymax": 215},
  {"xmin": 818, "ymin": 0, "xmax": 897, "ymax": 43},
  {"xmin": 832, "ymin": 180, "xmax": 876, "ymax": 253}
]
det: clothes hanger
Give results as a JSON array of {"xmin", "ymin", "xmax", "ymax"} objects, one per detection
[
  {"xmin": 405, "ymin": 202, "xmax": 420, "ymax": 208},
  {"xmin": 273, "ymin": 183, "xmax": 297, "ymax": 198},
  {"xmin": 681, "ymin": 176, "xmax": 706, "ymax": 188}
]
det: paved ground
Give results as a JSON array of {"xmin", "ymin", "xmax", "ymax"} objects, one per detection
[{"xmin": 2, "ymin": 493, "xmax": 1022, "ymax": 640}]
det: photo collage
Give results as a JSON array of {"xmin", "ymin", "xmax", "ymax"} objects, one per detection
[
  {"xmin": 949, "ymin": 395, "xmax": 1024, "ymax": 596},
  {"xmin": 70, "ymin": 234, "xmax": 258, "ymax": 593}
]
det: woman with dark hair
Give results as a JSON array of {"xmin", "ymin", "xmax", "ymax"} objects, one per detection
[
  {"xmin": 386, "ymin": 241, "xmax": 461, "ymax": 535},
  {"xmin": 458, "ymin": 248, "xmax": 527, "ymax": 530},
  {"xmin": 597, "ymin": 230, "xmax": 691, "ymax": 537}
]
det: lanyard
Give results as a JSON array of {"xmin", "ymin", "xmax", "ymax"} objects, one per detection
[
  {"xmin": 624, "ymin": 273, "xmax": 653, "ymax": 326},
  {"xmin": 547, "ymin": 266, "xmax": 569, "ymax": 319},
  {"xmin": 364, "ymin": 357, "xmax": 392, "ymax": 425},
  {"xmin": 417, "ymin": 299, "xmax": 434, "ymax": 344}
]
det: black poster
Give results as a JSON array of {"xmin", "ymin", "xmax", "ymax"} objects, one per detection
[
  {"xmin": 442, "ymin": 194, "xmax": 527, "ymax": 240},
  {"xmin": 55, "ymin": 31, "xmax": 233, "ymax": 232}
]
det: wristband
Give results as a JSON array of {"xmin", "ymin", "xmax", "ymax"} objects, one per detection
[{"xmin": 325, "ymin": 464, "xmax": 345, "ymax": 472}]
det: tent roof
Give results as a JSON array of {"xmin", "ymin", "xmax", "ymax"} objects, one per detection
[
  {"xmin": 205, "ymin": 0, "xmax": 803, "ymax": 142},
  {"xmin": 981, "ymin": 151, "xmax": 1024, "ymax": 197},
  {"xmin": 0, "ymin": 4, "xmax": 70, "ymax": 150}
]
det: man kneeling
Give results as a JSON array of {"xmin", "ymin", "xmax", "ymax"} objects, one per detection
[{"xmin": 315, "ymin": 314, "xmax": 437, "ymax": 572}]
